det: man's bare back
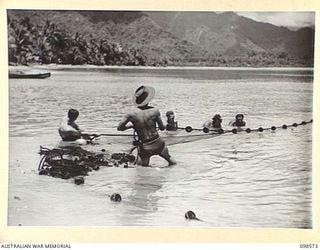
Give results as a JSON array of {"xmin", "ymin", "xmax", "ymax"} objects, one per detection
[
  {"xmin": 118, "ymin": 106, "xmax": 164, "ymax": 141},
  {"xmin": 117, "ymin": 85, "xmax": 176, "ymax": 166}
]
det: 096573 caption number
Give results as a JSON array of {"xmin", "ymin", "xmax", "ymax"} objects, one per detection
[{"xmin": 300, "ymin": 244, "xmax": 319, "ymax": 248}]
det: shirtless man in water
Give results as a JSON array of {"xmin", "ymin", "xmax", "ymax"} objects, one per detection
[
  {"xmin": 58, "ymin": 109, "xmax": 82, "ymax": 141},
  {"xmin": 229, "ymin": 113, "xmax": 246, "ymax": 127},
  {"xmin": 117, "ymin": 85, "xmax": 176, "ymax": 166},
  {"xmin": 203, "ymin": 114, "xmax": 222, "ymax": 130}
]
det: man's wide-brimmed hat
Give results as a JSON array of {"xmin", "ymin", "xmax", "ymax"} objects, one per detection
[{"xmin": 133, "ymin": 85, "xmax": 155, "ymax": 107}]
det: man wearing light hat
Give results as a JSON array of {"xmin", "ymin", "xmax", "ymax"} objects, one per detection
[{"xmin": 117, "ymin": 86, "xmax": 176, "ymax": 166}]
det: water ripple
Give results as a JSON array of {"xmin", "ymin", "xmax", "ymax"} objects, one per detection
[{"xmin": 8, "ymin": 68, "xmax": 313, "ymax": 228}]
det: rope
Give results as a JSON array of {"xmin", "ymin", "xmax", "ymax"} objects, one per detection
[
  {"xmin": 98, "ymin": 133, "xmax": 133, "ymax": 137},
  {"xmin": 80, "ymin": 119, "xmax": 312, "ymax": 141},
  {"xmin": 82, "ymin": 133, "xmax": 133, "ymax": 138},
  {"xmin": 131, "ymin": 130, "xmax": 140, "ymax": 165},
  {"xmin": 38, "ymin": 155, "xmax": 47, "ymax": 171}
]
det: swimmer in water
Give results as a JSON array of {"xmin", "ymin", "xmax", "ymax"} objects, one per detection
[
  {"xmin": 230, "ymin": 114, "xmax": 246, "ymax": 127},
  {"xmin": 166, "ymin": 111, "xmax": 178, "ymax": 131},
  {"xmin": 203, "ymin": 114, "xmax": 222, "ymax": 130}
]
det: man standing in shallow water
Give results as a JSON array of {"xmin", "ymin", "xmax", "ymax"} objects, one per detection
[{"xmin": 117, "ymin": 85, "xmax": 176, "ymax": 166}]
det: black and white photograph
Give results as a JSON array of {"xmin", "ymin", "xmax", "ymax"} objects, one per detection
[{"xmin": 7, "ymin": 9, "xmax": 314, "ymax": 228}]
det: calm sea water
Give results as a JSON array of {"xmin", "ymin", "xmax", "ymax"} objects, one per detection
[{"xmin": 8, "ymin": 66, "xmax": 313, "ymax": 228}]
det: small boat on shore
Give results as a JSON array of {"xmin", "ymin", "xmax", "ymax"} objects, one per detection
[{"xmin": 9, "ymin": 71, "xmax": 51, "ymax": 79}]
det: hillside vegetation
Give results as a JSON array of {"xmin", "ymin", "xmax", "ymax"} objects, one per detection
[{"xmin": 7, "ymin": 10, "xmax": 314, "ymax": 67}]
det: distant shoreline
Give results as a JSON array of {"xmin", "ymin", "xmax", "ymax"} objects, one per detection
[{"xmin": 8, "ymin": 64, "xmax": 314, "ymax": 71}]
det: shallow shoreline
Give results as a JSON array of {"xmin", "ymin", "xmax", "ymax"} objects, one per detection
[{"xmin": 8, "ymin": 64, "xmax": 314, "ymax": 71}]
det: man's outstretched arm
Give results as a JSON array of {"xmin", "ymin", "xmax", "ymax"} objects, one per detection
[
  {"xmin": 156, "ymin": 111, "xmax": 165, "ymax": 131},
  {"xmin": 117, "ymin": 114, "xmax": 133, "ymax": 131}
]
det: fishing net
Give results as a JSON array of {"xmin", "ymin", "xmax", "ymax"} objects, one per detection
[{"xmin": 38, "ymin": 146, "xmax": 136, "ymax": 179}]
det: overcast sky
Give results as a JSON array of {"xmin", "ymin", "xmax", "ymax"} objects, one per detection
[{"xmin": 235, "ymin": 12, "xmax": 315, "ymax": 28}]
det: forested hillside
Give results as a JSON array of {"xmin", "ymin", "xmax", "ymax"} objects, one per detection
[{"xmin": 7, "ymin": 10, "xmax": 314, "ymax": 67}]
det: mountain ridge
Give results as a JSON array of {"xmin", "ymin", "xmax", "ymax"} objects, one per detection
[
  {"xmin": 7, "ymin": 10, "xmax": 314, "ymax": 66},
  {"xmin": 146, "ymin": 11, "xmax": 314, "ymax": 58}
]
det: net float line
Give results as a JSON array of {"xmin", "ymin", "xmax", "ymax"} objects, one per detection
[
  {"xmin": 176, "ymin": 119, "xmax": 313, "ymax": 135},
  {"xmin": 81, "ymin": 119, "xmax": 312, "ymax": 138}
]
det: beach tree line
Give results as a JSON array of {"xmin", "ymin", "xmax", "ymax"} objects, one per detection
[
  {"xmin": 7, "ymin": 16, "xmax": 148, "ymax": 66},
  {"xmin": 7, "ymin": 15, "xmax": 313, "ymax": 67}
]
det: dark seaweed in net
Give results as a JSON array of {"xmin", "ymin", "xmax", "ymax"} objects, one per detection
[{"xmin": 38, "ymin": 146, "xmax": 135, "ymax": 179}]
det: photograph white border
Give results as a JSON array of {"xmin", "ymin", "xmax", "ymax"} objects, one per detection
[{"xmin": 0, "ymin": 0, "xmax": 319, "ymax": 243}]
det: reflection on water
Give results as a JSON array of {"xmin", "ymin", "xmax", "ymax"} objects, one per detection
[{"xmin": 8, "ymin": 67, "xmax": 313, "ymax": 227}]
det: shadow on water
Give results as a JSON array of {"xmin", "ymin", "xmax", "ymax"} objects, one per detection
[{"xmin": 117, "ymin": 167, "xmax": 168, "ymax": 225}]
